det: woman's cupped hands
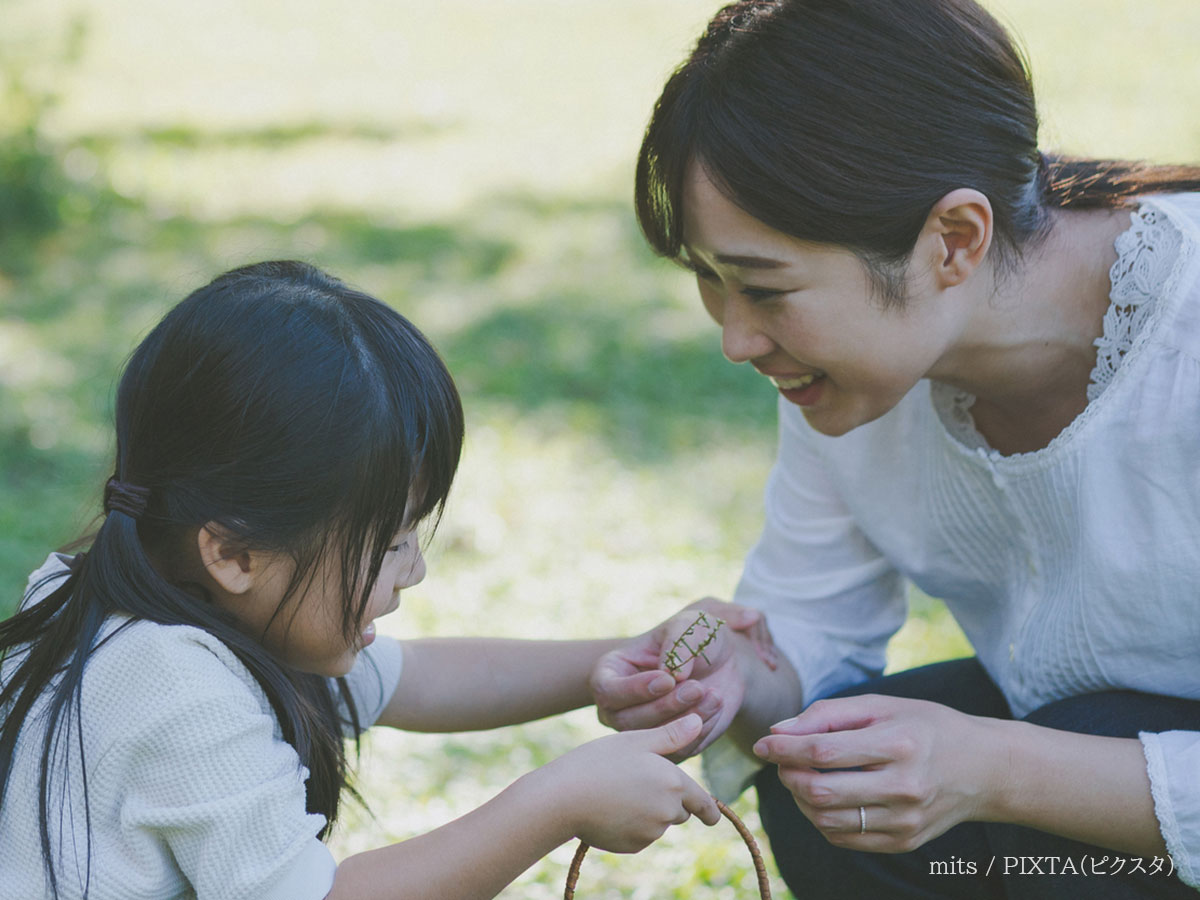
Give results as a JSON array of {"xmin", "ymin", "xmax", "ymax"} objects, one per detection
[{"xmin": 589, "ymin": 599, "xmax": 779, "ymax": 761}]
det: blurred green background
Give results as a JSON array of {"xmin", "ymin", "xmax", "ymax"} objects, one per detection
[{"xmin": 2, "ymin": 0, "xmax": 1198, "ymax": 896}]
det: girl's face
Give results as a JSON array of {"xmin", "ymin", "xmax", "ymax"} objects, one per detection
[
  {"xmin": 236, "ymin": 528, "xmax": 426, "ymax": 677},
  {"xmin": 680, "ymin": 165, "xmax": 966, "ymax": 436}
]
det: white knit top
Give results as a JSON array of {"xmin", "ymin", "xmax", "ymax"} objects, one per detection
[
  {"xmin": 0, "ymin": 554, "xmax": 405, "ymax": 900},
  {"xmin": 709, "ymin": 194, "xmax": 1200, "ymax": 885}
]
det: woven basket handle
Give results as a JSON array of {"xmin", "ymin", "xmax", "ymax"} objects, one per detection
[{"xmin": 563, "ymin": 799, "xmax": 773, "ymax": 899}]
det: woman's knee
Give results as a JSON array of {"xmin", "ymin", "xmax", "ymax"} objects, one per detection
[{"xmin": 1022, "ymin": 690, "xmax": 1200, "ymax": 738}]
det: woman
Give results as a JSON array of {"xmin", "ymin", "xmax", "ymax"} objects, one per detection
[{"xmin": 589, "ymin": 1, "xmax": 1200, "ymax": 896}]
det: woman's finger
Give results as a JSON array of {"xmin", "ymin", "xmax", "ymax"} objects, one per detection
[
  {"xmin": 776, "ymin": 765, "xmax": 900, "ymax": 809},
  {"xmin": 753, "ymin": 729, "xmax": 896, "ymax": 769},
  {"xmin": 769, "ymin": 694, "xmax": 888, "ymax": 736}
]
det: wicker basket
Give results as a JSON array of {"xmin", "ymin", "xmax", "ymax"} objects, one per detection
[{"xmin": 563, "ymin": 799, "xmax": 773, "ymax": 899}]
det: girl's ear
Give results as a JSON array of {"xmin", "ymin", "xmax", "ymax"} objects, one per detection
[
  {"xmin": 196, "ymin": 523, "xmax": 256, "ymax": 595},
  {"xmin": 918, "ymin": 188, "xmax": 994, "ymax": 289}
]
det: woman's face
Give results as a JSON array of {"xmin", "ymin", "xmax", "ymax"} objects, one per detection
[{"xmin": 680, "ymin": 164, "xmax": 966, "ymax": 436}]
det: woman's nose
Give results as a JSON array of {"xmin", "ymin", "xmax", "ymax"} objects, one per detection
[{"xmin": 720, "ymin": 297, "xmax": 774, "ymax": 364}]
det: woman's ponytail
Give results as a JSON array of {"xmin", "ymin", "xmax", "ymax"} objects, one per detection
[{"xmin": 1039, "ymin": 152, "xmax": 1200, "ymax": 209}]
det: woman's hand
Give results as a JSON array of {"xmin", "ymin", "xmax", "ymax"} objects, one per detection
[
  {"xmin": 541, "ymin": 715, "xmax": 721, "ymax": 853},
  {"xmin": 752, "ymin": 694, "xmax": 1006, "ymax": 853},
  {"xmin": 589, "ymin": 599, "xmax": 778, "ymax": 760}
]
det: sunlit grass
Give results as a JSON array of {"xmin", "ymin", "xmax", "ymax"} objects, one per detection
[{"xmin": 3, "ymin": 0, "xmax": 1197, "ymax": 896}]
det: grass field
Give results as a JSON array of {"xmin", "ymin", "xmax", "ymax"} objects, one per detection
[{"xmin": 2, "ymin": 0, "xmax": 1198, "ymax": 896}]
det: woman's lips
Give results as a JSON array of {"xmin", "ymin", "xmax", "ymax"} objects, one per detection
[
  {"xmin": 769, "ymin": 373, "xmax": 820, "ymax": 390},
  {"xmin": 769, "ymin": 372, "xmax": 827, "ymax": 406}
]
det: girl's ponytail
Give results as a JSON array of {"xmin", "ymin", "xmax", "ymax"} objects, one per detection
[{"xmin": 1, "ymin": 260, "xmax": 464, "ymax": 899}]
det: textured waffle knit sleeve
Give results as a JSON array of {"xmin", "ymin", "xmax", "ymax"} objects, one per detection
[
  {"xmin": 337, "ymin": 635, "xmax": 404, "ymax": 737},
  {"xmin": 76, "ymin": 620, "xmax": 338, "ymax": 900}
]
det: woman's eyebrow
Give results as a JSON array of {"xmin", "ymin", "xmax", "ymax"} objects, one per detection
[{"xmin": 713, "ymin": 253, "xmax": 788, "ymax": 269}]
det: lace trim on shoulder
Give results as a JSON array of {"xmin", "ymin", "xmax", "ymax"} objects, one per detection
[
  {"xmin": 930, "ymin": 381, "xmax": 989, "ymax": 452},
  {"xmin": 932, "ymin": 199, "xmax": 1189, "ymax": 458},
  {"xmin": 1089, "ymin": 205, "xmax": 1182, "ymax": 401}
]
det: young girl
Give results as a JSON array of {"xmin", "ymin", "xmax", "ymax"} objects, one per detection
[
  {"xmin": 590, "ymin": 0, "xmax": 1200, "ymax": 897},
  {"xmin": 0, "ymin": 260, "xmax": 721, "ymax": 900}
]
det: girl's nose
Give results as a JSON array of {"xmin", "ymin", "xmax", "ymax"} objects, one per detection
[{"xmin": 411, "ymin": 552, "xmax": 427, "ymax": 586}]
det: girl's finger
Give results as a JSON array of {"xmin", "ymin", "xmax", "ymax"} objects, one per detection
[
  {"xmin": 680, "ymin": 781, "xmax": 721, "ymax": 826},
  {"xmin": 593, "ymin": 669, "xmax": 678, "ymax": 719},
  {"xmin": 601, "ymin": 682, "xmax": 705, "ymax": 732}
]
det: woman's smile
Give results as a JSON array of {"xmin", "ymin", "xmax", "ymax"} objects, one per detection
[{"xmin": 757, "ymin": 368, "xmax": 828, "ymax": 406}]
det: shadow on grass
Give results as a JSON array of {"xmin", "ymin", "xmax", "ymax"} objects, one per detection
[
  {"xmin": 76, "ymin": 117, "xmax": 459, "ymax": 152},
  {"xmin": 442, "ymin": 301, "xmax": 773, "ymax": 461}
]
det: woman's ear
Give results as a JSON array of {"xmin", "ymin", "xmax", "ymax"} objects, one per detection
[
  {"xmin": 196, "ymin": 523, "xmax": 256, "ymax": 595},
  {"xmin": 920, "ymin": 188, "xmax": 994, "ymax": 289}
]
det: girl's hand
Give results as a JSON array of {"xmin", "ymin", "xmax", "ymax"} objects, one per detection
[
  {"xmin": 590, "ymin": 599, "xmax": 777, "ymax": 760},
  {"xmin": 543, "ymin": 714, "xmax": 721, "ymax": 853},
  {"xmin": 752, "ymin": 695, "xmax": 1005, "ymax": 853}
]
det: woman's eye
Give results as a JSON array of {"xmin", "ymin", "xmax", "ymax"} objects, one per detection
[
  {"xmin": 389, "ymin": 541, "xmax": 409, "ymax": 553},
  {"xmin": 741, "ymin": 287, "xmax": 784, "ymax": 302},
  {"xmin": 680, "ymin": 258, "xmax": 718, "ymax": 281}
]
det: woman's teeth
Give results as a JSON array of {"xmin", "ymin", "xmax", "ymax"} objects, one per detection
[{"xmin": 772, "ymin": 373, "xmax": 821, "ymax": 390}]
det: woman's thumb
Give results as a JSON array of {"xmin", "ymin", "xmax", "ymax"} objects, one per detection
[
  {"xmin": 645, "ymin": 713, "xmax": 703, "ymax": 756},
  {"xmin": 720, "ymin": 605, "xmax": 762, "ymax": 631}
]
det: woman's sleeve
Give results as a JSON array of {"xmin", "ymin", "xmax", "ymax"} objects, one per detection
[
  {"xmin": 703, "ymin": 402, "xmax": 908, "ymax": 801},
  {"xmin": 93, "ymin": 627, "xmax": 338, "ymax": 900},
  {"xmin": 734, "ymin": 401, "xmax": 907, "ymax": 706},
  {"xmin": 1140, "ymin": 730, "xmax": 1200, "ymax": 887}
]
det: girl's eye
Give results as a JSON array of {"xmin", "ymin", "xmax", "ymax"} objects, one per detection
[{"xmin": 389, "ymin": 540, "xmax": 409, "ymax": 554}]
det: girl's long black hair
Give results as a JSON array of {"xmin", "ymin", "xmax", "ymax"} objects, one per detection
[
  {"xmin": 636, "ymin": 0, "xmax": 1200, "ymax": 303},
  {"xmin": 0, "ymin": 260, "xmax": 464, "ymax": 897}
]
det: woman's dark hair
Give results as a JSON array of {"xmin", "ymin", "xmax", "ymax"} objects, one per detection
[
  {"xmin": 636, "ymin": 0, "xmax": 1200, "ymax": 303},
  {"xmin": 0, "ymin": 260, "xmax": 464, "ymax": 896}
]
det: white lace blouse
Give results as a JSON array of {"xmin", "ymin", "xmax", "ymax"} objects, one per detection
[{"xmin": 716, "ymin": 194, "xmax": 1200, "ymax": 885}]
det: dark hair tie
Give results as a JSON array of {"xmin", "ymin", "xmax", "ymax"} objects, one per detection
[{"xmin": 104, "ymin": 478, "xmax": 151, "ymax": 520}]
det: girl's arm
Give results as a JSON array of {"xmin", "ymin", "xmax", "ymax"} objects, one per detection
[
  {"xmin": 325, "ymin": 716, "xmax": 721, "ymax": 900},
  {"xmin": 752, "ymin": 695, "xmax": 1166, "ymax": 858},
  {"xmin": 376, "ymin": 637, "xmax": 627, "ymax": 731}
]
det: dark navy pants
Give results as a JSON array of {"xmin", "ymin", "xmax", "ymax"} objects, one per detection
[{"xmin": 754, "ymin": 659, "xmax": 1199, "ymax": 898}]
